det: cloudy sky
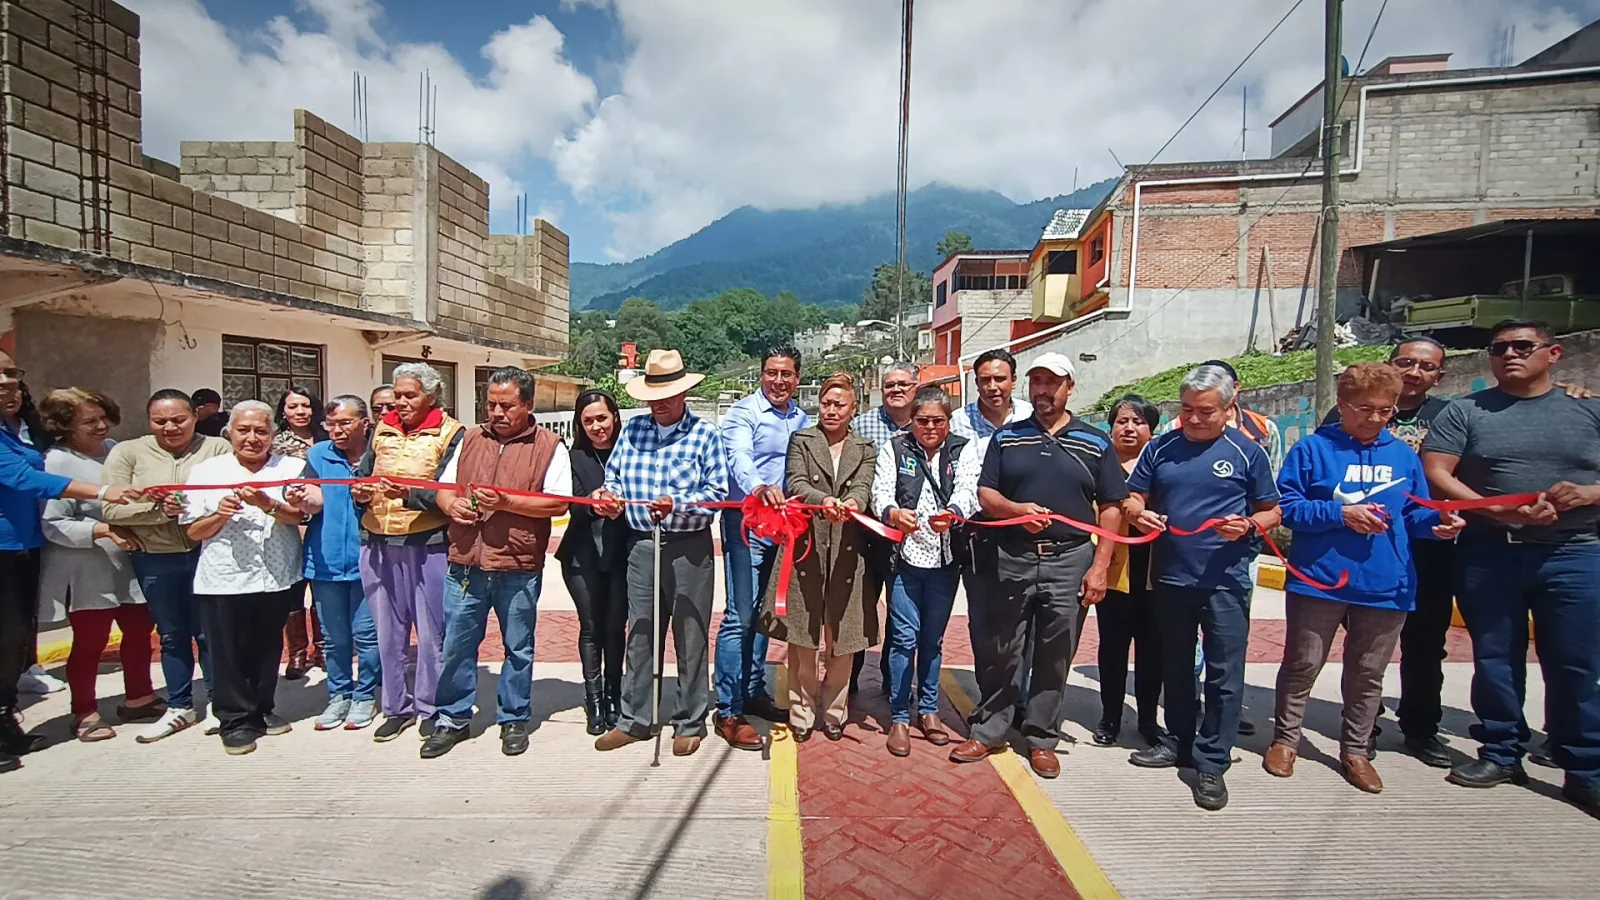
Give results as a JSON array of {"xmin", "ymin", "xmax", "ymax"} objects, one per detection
[{"xmin": 125, "ymin": 0, "xmax": 1598, "ymax": 263}]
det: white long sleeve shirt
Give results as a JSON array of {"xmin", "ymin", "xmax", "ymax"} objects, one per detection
[{"xmin": 871, "ymin": 438, "xmax": 981, "ymax": 569}]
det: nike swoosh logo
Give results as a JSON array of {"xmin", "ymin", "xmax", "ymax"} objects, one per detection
[{"xmin": 1332, "ymin": 477, "xmax": 1407, "ymax": 505}]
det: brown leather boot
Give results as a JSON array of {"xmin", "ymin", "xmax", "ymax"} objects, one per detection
[
  {"xmin": 307, "ymin": 606, "xmax": 326, "ymax": 670},
  {"xmin": 1341, "ymin": 753, "xmax": 1384, "ymax": 794},
  {"xmin": 1263, "ymin": 742, "xmax": 1297, "ymax": 778},
  {"xmin": 284, "ymin": 608, "xmax": 310, "ymax": 679}
]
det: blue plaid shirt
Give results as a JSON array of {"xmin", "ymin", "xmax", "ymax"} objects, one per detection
[
  {"xmin": 851, "ymin": 406, "xmax": 911, "ymax": 450},
  {"xmin": 602, "ymin": 409, "xmax": 729, "ymax": 532}
]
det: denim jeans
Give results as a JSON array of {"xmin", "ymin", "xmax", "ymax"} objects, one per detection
[
  {"xmin": 1157, "ymin": 584, "xmax": 1250, "ymax": 775},
  {"xmin": 1456, "ymin": 534, "xmax": 1600, "ymax": 788},
  {"xmin": 131, "ymin": 549, "xmax": 211, "ymax": 710},
  {"xmin": 310, "ymin": 579, "xmax": 381, "ymax": 702},
  {"xmin": 434, "ymin": 565, "xmax": 542, "ymax": 730},
  {"xmin": 717, "ymin": 509, "xmax": 775, "ymax": 716},
  {"xmin": 887, "ymin": 563, "xmax": 959, "ymax": 724}
]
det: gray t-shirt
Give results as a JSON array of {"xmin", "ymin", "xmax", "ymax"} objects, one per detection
[{"xmin": 1422, "ymin": 387, "xmax": 1600, "ymax": 544}]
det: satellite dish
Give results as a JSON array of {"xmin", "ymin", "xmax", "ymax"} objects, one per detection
[{"xmin": 1340, "ymin": 55, "xmax": 1351, "ymax": 77}]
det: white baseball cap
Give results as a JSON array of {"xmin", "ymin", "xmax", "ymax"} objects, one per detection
[{"xmin": 1027, "ymin": 352, "xmax": 1077, "ymax": 380}]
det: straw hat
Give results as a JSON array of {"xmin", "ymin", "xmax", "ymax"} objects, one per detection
[{"xmin": 625, "ymin": 348, "xmax": 706, "ymax": 401}]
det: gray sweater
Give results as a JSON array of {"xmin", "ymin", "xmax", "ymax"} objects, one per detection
[{"xmin": 40, "ymin": 443, "xmax": 143, "ymax": 621}]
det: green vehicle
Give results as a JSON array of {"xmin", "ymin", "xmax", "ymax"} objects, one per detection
[{"xmin": 1403, "ymin": 274, "xmax": 1600, "ymax": 337}]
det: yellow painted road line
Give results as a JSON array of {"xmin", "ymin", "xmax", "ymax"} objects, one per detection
[
  {"xmin": 37, "ymin": 625, "xmax": 123, "ymax": 667},
  {"xmin": 941, "ymin": 670, "xmax": 1123, "ymax": 900},
  {"xmin": 767, "ymin": 665, "xmax": 804, "ymax": 900}
]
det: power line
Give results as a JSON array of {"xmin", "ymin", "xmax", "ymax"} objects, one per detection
[{"xmin": 1140, "ymin": 0, "xmax": 1309, "ymax": 168}]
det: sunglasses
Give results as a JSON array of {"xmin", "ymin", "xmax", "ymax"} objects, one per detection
[
  {"xmin": 1488, "ymin": 340, "xmax": 1551, "ymax": 358},
  {"xmin": 372, "ymin": 403, "xmax": 397, "ymax": 412},
  {"xmin": 1390, "ymin": 357, "xmax": 1441, "ymax": 373},
  {"xmin": 913, "ymin": 416, "xmax": 948, "ymax": 427}
]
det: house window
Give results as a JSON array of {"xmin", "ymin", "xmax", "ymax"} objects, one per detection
[
  {"xmin": 936, "ymin": 282, "xmax": 948, "ymax": 308},
  {"xmin": 1007, "ymin": 275, "xmax": 1021, "ymax": 289},
  {"xmin": 1046, "ymin": 250, "xmax": 1078, "ymax": 275},
  {"xmin": 1090, "ymin": 235, "xmax": 1105, "ymax": 265},
  {"xmin": 221, "ymin": 336, "xmax": 324, "ymax": 411},
  {"xmin": 383, "ymin": 356, "xmax": 459, "ymax": 419},
  {"xmin": 473, "ymin": 366, "xmax": 495, "ymax": 423}
]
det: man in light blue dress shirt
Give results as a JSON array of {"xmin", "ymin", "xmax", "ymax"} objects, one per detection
[{"xmin": 715, "ymin": 347, "xmax": 809, "ymax": 748}]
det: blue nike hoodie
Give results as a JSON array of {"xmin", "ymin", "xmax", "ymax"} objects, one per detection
[{"xmin": 1276, "ymin": 424, "xmax": 1444, "ymax": 610}]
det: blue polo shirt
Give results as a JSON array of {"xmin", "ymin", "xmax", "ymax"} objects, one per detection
[
  {"xmin": 303, "ymin": 440, "xmax": 363, "ymax": 581},
  {"xmin": 1127, "ymin": 426, "xmax": 1279, "ymax": 593},
  {"xmin": 0, "ymin": 425, "xmax": 70, "ymax": 551}
]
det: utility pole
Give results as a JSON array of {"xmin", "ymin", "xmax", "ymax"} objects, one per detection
[
  {"xmin": 1313, "ymin": 0, "xmax": 1342, "ymax": 420},
  {"xmin": 893, "ymin": 0, "xmax": 914, "ymax": 362}
]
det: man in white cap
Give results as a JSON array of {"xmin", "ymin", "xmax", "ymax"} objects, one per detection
[
  {"xmin": 950, "ymin": 352, "xmax": 1128, "ymax": 779},
  {"xmin": 591, "ymin": 349, "xmax": 729, "ymax": 758}
]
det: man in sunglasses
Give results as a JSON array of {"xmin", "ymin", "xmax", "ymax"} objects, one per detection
[{"xmin": 1421, "ymin": 319, "xmax": 1600, "ymax": 820}]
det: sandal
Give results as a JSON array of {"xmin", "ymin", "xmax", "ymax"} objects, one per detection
[
  {"xmin": 117, "ymin": 697, "xmax": 168, "ymax": 723},
  {"xmin": 73, "ymin": 715, "xmax": 116, "ymax": 742}
]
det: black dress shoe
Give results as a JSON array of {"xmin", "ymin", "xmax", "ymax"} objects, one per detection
[
  {"xmin": 1403, "ymin": 735, "xmax": 1453, "ymax": 769},
  {"xmin": 420, "ymin": 726, "xmax": 470, "ymax": 759},
  {"xmin": 1529, "ymin": 740, "xmax": 1558, "ymax": 768},
  {"xmin": 1091, "ymin": 721, "xmax": 1119, "ymax": 747},
  {"xmin": 501, "ymin": 721, "xmax": 530, "ymax": 756},
  {"xmin": 822, "ymin": 723, "xmax": 844, "ymax": 742},
  {"xmin": 1447, "ymin": 758, "xmax": 1530, "ymax": 788},
  {"xmin": 1138, "ymin": 724, "xmax": 1167, "ymax": 747},
  {"xmin": 1130, "ymin": 743, "xmax": 1182, "ymax": 769},
  {"xmin": 744, "ymin": 695, "xmax": 789, "ymax": 723},
  {"xmin": 1193, "ymin": 772, "xmax": 1229, "ymax": 810},
  {"xmin": 1562, "ymin": 781, "xmax": 1600, "ymax": 820},
  {"xmin": 1237, "ymin": 717, "xmax": 1257, "ymax": 737},
  {"xmin": 791, "ymin": 727, "xmax": 812, "ymax": 743}
]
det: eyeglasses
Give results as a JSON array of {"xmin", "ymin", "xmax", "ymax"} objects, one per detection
[
  {"xmin": 1390, "ymin": 357, "xmax": 1441, "ymax": 373},
  {"xmin": 883, "ymin": 381, "xmax": 916, "ymax": 391},
  {"xmin": 913, "ymin": 416, "xmax": 948, "ymax": 427},
  {"xmin": 372, "ymin": 403, "xmax": 396, "ymax": 413},
  {"xmin": 0, "ymin": 367, "xmax": 24, "ymax": 381},
  {"xmin": 1488, "ymin": 340, "xmax": 1550, "ymax": 358},
  {"xmin": 1344, "ymin": 403, "xmax": 1397, "ymax": 418}
]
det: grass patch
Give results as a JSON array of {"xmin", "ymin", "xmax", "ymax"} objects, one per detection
[{"xmin": 1090, "ymin": 346, "xmax": 1397, "ymax": 411}]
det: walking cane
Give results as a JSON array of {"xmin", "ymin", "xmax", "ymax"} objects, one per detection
[{"xmin": 650, "ymin": 518, "xmax": 664, "ymax": 768}]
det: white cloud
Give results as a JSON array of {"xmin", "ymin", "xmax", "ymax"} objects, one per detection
[
  {"xmin": 553, "ymin": 0, "xmax": 1596, "ymax": 260},
  {"xmin": 123, "ymin": 0, "xmax": 595, "ymax": 221}
]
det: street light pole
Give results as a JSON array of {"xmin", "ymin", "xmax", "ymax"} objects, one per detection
[{"xmin": 1313, "ymin": 0, "xmax": 1343, "ymax": 420}]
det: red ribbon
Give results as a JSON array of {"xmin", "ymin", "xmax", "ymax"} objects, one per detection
[{"xmin": 1405, "ymin": 492, "xmax": 1542, "ymax": 513}]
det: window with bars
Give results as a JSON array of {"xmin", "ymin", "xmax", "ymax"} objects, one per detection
[
  {"xmin": 221, "ymin": 336, "xmax": 325, "ymax": 411},
  {"xmin": 382, "ymin": 356, "xmax": 458, "ymax": 418}
]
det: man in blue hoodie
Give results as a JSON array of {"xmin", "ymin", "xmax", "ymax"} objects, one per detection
[{"xmin": 1268, "ymin": 362, "xmax": 1464, "ymax": 794}]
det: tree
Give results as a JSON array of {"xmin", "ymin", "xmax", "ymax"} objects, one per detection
[
  {"xmin": 669, "ymin": 299, "xmax": 742, "ymax": 372},
  {"xmin": 612, "ymin": 297, "xmax": 669, "ymax": 355},
  {"xmin": 936, "ymin": 231, "xmax": 973, "ymax": 259},
  {"xmin": 860, "ymin": 262, "xmax": 932, "ymax": 324}
]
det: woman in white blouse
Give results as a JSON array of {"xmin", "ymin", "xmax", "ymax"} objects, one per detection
[
  {"xmin": 39, "ymin": 388, "xmax": 162, "ymax": 741},
  {"xmin": 180, "ymin": 401, "xmax": 320, "ymax": 756},
  {"xmin": 871, "ymin": 386, "xmax": 981, "ymax": 758}
]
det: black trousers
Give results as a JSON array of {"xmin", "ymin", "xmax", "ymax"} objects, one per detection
[
  {"xmin": 1397, "ymin": 539, "xmax": 1458, "ymax": 741},
  {"xmin": 562, "ymin": 559, "xmax": 628, "ymax": 693},
  {"xmin": 969, "ymin": 542, "xmax": 1093, "ymax": 751},
  {"xmin": 1096, "ymin": 561, "xmax": 1162, "ymax": 729},
  {"xmin": 0, "ymin": 549, "xmax": 41, "ymax": 709},
  {"xmin": 198, "ymin": 588, "xmax": 294, "ymax": 739}
]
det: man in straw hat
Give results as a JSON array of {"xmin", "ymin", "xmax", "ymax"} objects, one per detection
[{"xmin": 591, "ymin": 349, "xmax": 729, "ymax": 757}]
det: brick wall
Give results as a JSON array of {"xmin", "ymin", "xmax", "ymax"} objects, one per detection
[
  {"xmin": 179, "ymin": 141, "xmax": 296, "ymax": 219},
  {"xmin": 0, "ymin": 0, "xmax": 572, "ymax": 360}
]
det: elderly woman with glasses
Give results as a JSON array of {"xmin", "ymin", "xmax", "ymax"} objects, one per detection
[
  {"xmin": 181, "ymin": 401, "xmax": 320, "ymax": 756},
  {"xmin": 38, "ymin": 388, "xmax": 162, "ymax": 742},
  {"xmin": 870, "ymin": 385, "xmax": 981, "ymax": 757},
  {"xmin": 348, "ymin": 363, "xmax": 464, "ymax": 743},
  {"xmin": 1269, "ymin": 362, "xmax": 1465, "ymax": 793}
]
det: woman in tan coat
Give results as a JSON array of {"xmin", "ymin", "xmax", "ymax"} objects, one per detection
[{"xmin": 760, "ymin": 373, "xmax": 878, "ymax": 742}]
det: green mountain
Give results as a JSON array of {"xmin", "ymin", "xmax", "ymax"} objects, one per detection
[{"xmin": 570, "ymin": 180, "xmax": 1117, "ymax": 312}]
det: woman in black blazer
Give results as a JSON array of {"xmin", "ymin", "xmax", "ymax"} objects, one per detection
[{"xmin": 555, "ymin": 390, "xmax": 631, "ymax": 735}]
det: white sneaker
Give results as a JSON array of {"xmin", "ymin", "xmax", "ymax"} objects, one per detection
[
  {"xmin": 202, "ymin": 713, "xmax": 223, "ymax": 736},
  {"xmin": 18, "ymin": 665, "xmax": 65, "ymax": 694},
  {"xmin": 134, "ymin": 707, "xmax": 198, "ymax": 743}
]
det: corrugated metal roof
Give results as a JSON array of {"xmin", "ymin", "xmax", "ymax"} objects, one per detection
[{"xmin": 1041, "ymin": 208, "xmax": 1091, "ymax": 241}]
